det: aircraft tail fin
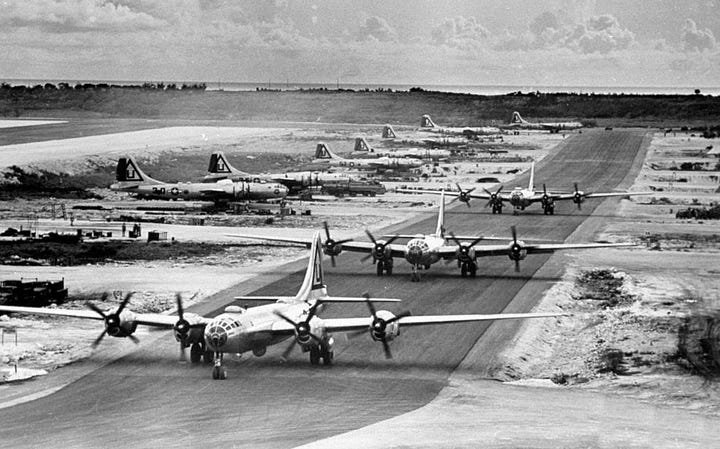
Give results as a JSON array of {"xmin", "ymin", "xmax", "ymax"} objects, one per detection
[
  {"xmin": 353, "ymin": 137, "xmax": 372, "ymax": 152},
  {"xmin": 293, "ymin": 231, "xmax": 327, "ymax": 303},
  {"xmin": 434, "ymin": 190, "xmax": 446, "ymax": 237},
  {"xmin": 420, "ymin": 114, "xmax": 437, "ymax": 128},
  {"xmin": 115, "ymin": 157, "xmax": 162, "ymax": 185},
  {"xmin": 207, "ymin": 152, "xmax": 249, "ymax": 177},
  {"xmin": 528, "ymin": 162, "xmax": 535, "ymax": 191},
  {"xmin": 510, "ymin": 111, "xmax": 528, "ymax": 124},
  {"xmin": 382, "ymin": 125, "xmax": 397, "ymax": 139},
  {"xmin": 315, "ymin": 142, "xmax": 342, "ymax": 160}
]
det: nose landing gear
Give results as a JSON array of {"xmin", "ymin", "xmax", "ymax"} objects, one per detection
[{"xmin": 212, "ymin": 352, "xmax": 227, "ymax": 380}]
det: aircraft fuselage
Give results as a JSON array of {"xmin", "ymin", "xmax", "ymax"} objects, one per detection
[
  {"xmin": 112, "ymin": 181, "xmax": 287, "ymax": 201},
  {"xmin": 403, "ymin": 235, "xmax": 445, "ymax": 266}
]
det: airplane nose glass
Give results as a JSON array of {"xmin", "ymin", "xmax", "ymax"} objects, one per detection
[{"xmin": 206, "ymin": 325, "xmax": 228, "ymax": 349}]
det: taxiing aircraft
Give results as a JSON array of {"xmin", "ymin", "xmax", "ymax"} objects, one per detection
[
  {"xmin": 110, "ymin": 157, "xmax": 288, "ymax": 202},
  {"xmin": 314, "ymin": 142, "xmax": 424, "ymax": 170},
  {"xmin": 397, "ymin": 162, "xmax": 649, "ymax": 215},
  {"xmin": 0, "ymin": 233, "xmax": 563, "ymax": 379},
  {"xmin": 353, "ymin": 137, "xmax": 450, "ymax": 160},
  {"xmin": 231, "ymin": 192, "xmax": 633, "ymax": 281},
  {"xmin": 204, "ymin": 152, "xmax": 350, "ymax": 194},
  {"xmin": 419, "ymin": 114, "xmax": 501, "ymax": 137},
  {"xmin": 503, "ymin": 111, "xmax": 583, "ymax": 133}
]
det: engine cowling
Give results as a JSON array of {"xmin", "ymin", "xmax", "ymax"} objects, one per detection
[
  {"xmin": 108, "ymin": 310, "xmax": 139, "ymax": 338},
  {"xmin": 173, "ymin": 312, "xmax": 206, "ymax": 346},
  {"xmin": 508, "ymin": 240, "xmax": 527, "ymax": 262},
  {"xmin": 371, "ymin": 241, "xmax": 393, "ymax": 261},
  {"xmin": 323, "ymin": 240, "xmax": 343, "ymax": 257},
  {"xmin": 370, "ymin": 310, "xmax": 401, "ymax": 342},
  {"xmin": 456, "ymin": 245, "xmax": 476, "ymax": 263}
]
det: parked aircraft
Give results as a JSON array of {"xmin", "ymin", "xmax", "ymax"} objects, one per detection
[
  {"xmin": 419, "ymin": 114, "xmax": 501, "ymax": 137},
  {"xmin": 353, "ymin": 137, "xmax": 450, "ymax": 160},
  {"xmin": 204, "ymin": 152, "xmax": 350, "ymax": 194},
  {"xmin": 231, "ymin": 192, "xmax": 633, "ymax": 281},
  {"xmin": 314, "ymin": 143, "xmax": 424, "ymax": 170},
  {"xmin": 503, "ymin": 112, "xmax": 583, "ymax": 133},
  {"xmin": 0, "ymin": 233, "xmax": 563, "ymax": 379},
  {"xmin": 397, "ymin": 162, "xmax": 649, "ymax": 215},
  {"xmin": 110, "ymin": 157, "xmax": 288, "ymax": 202}
]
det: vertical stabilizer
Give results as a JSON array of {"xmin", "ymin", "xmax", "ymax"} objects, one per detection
[
  {"xmin": 315, "ymin": 142, "xmax": 343, "ymax": 161},
  {"xmin": 510, "ymin": 111, "xmax": 527, "ymax": 124},
  {"xmin": 115, "ymin": 157, "xmax": 162, "ymax": 185},
  {"xmin": 528, "ymin": 162, "xmax": 535, "ymax": 192},
  {"xmin": 207, "ymin": 152, "xmax": 250, "ymax": 177},
  {"xmin": 434, "ymin": 191, "xmax": 446, "ymax": 237},
  {"xmin": 293, "ymin": 231, "xmax": 327, "ymax": 303},
  {"xmin": 420, "ymin": 114, "xmax": 437, "ymax": 128},
  {"xmin": 353, "ymin": 137, "xmax": 372, "ymax": 152},
  {"xmin": 382, "ymin": 125, "xmax": 397, "ymax": 139}
]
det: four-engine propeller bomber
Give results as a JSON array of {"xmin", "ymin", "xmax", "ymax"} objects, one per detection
[
  {"xmin": 204, "ymin": 151, "xmax": 352, "ymax": 194},
  {"xmin": 398, "ymin": 162, "xmax": 650, "ymax": 215},
  {"xmin": 313, "ymin": 142, "xmax": 424, "ymax": 170},
  {"xmin": 110, "ymin": 156, "xmax": 288, "ymax": 202},
  {"xmin": 230, "ymin": 192, "xmax": 633, "ymax": 281},
  {"xmin": 0, "ymin": 233, "xmax": 563, "ymax": 380}
]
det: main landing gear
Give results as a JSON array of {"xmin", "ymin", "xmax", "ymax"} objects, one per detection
[
  {"xmin": 376, "ymin": 259, "xmax": 393, "ymax": 276},
  {"xmin": 491, "ymin": 204, "xmax": 503, "ymax": 214},
  {"xmin": 190, "ymin": 341, "xmax": 214, "ymax": 364},
  {"xmin": 212, "ymin": 352, "xmax": 227, "ymax": 380},
  {"xmin": 543, "ymin": 203, "xmax": 555, "ymax": 215},
  {"xmin": 460, "ymin": 261, "xmax": 477, "ymax": 278},
  {"xmin": 308, "ymin": 343, "xmax": 334, "ymax": 366}
]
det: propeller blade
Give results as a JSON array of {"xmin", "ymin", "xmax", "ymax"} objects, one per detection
[
  {"xmin": 128, "ymin": 334, "xmax": 140, "ymax": 345},
  {"xmin": 273, "ymin": 311, "xmax": 296, "ymax": 327},
  {"xmin": 495, "ymin": 186, "xmax": 503, "ymax": 195},
  {"xmin": 577, "ymin": 201, "xmax": 582, "ymax": 211},
  {"xmin": 482, "ymin": 187, "xmax": 493, "ymax": 196},
  {"xmin": 330, "ymin": 255, "xmax": 337, "ymax": 268},
  {"xmin": 365, "ymin": 230, "xmax": 377, "ymax": 244},
  {"xmin": 179, "ymin": 345, "xmax": 187, "ymax": 363},
  {"xmin": 116, "ymin": 292, "xmax": 134, "ymax": 315},
  {"xmin": 323, "ymin": 221, "xmax": 331, "ymax": 241},
  {"xmin": 175, "ymin": 293, "xmax": 184, "ymax": 321},
  {"xmin": 511, "ymin": 225, "xmax": 518, "ymax": 244},
  {"xmin": 466, "ymin": 188, "xmax": 476, "ymax": 194},
  {"xmin": 515, "ymin": 259, "xmax": 521, "ymax": 272},
  {"xmin": 465, "ymin": 200, "xmax": 471, "ymax": 208},
  {"xmin": 280, "ymin": 340, "xmax": 296, "ymax": 360},
  {"xmin": 361, "ymin": 253, "xmax": 373, "ymax": 263},
  {"xmin": 469, "ymin": 236, "xmax": 484, "ymax": 248},
  {"xmin": 362, "ymin": 292, "xmax": 378, "ymax": 319},
  {"xmin": 87, "ymin": 302, "xmax": 107, "ymax": 319},
  {"xmin": 92, "ymin": 330, "xmax": 107, "ymax": 348},
  {"xmin": 543, "ymin": 184, "xmax": 547, "ymax": 195},
  {"xmin": 381, "ymin": 338, "xmax": 392, "ymax": 359},
  {"xmin": 384, "ymin": 235, "xmax": 399, "ymax": 246},
  {"xmin": 574, "ymin": 182, "xmax": 579, "ymax": 193},
  {"xmin": 448, "ymin": 232, "xmax": 462, "ymax": 247}
]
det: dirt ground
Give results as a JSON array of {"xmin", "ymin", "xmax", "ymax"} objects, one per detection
[{"xmin": 1, "ymin": 121, "xmax": 719, "ymax": 446}]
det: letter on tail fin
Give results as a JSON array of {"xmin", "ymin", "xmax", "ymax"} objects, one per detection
[
  {"xmin": 434, "ymin": 191, "xmax": 446, "ymax": 237},
  {"xmin": 382, "ymin": 125, "xmax": 397, "ymax": 139},
  {"xmin": 293, "ymin": 231, "xmax": 326, "ymax": 302},
  {"xmin": 510, "ymin": 112, "xmax": 527, "ymax": 124},
  {"xmin": 354, "ymin": 137, "xmax": 372, "ymax": 152},
  {"xmin": 208, "ymin": 152, "xmax": 233, "ymax": 174},
  {"xmin": 116, "ymin": 157, "xmax": 161, "ymax": 184},
  {"xmin": 315, "ymin": 142, "xmax": 332, "ymax": 159},
  {"xmin": 420, "ymin": 114, "xmax": 436, "ymax": 128}
]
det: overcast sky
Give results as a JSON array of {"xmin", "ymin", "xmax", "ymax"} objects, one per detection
[{"xmin": 2, "ymin": 0, "xmax": 719, "ymax": 88}]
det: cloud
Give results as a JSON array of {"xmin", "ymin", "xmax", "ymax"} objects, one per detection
[
  {"xmin": 681, "ymin": 19, "xmax": 717, "ymax": 52},
  {"xmin": 0, "ymin": 0, "xmax": 165, "ymax": 32},
  {"xmin": 356, "ymin": 16, "xmax": 397, "ymax": 42},
  {"xmin": 431, "ymin": 16, "xmax": 489, "ymax": 49}
]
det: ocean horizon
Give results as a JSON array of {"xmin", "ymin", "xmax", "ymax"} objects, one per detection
[{"xmin": 3, "ymin": 78, "xmax": 719, "ymax": 96}]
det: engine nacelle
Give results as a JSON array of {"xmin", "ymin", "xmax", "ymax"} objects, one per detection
[
  {"xmin": 109, "ymin": 310, "xmax": 139, "ymax": 338},
  {"xmin": 323, "ymin": 242, "xmax": 343, "ymax": 257},
  {"xmin": 370, "ymin": 310, "xmax": 400, "ymax": 342},
  {"xmin": 456, "ymin": 246, "xmax": 476, "ymax": 263},
  {"xmin": 541, "ymin": 195, "xmax": 554, "ymax": 207},
  {"xmin": 298, "ymin": 316, "xmax": 327, "ymax": 348},
  {"xmin": 371, "ymin": 242, "xmax": 393, "ymax": 261},
  {"xmin": 508, "ymin": 241, "xmax": 527, "ymax": 262},
  {"xmin": 173, "ymin": 312, "xmax": 206, "ymax": 345},
  {"xmin": 573, "ymin": 192, "xmax": 586, "ymax": 204}
]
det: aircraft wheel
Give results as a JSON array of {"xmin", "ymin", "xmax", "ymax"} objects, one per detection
[
  {"xmin": 469, "ymin": 263, "xmax": 477, "ymax": 278},
  {"xmin": 190, "ymin": 343, "xmax": 202, "ymax": 364},
  {"xmin": 309, "ymin": 346, "xmax": 321, "ymax": 365},
  {"xmin": 460, "ymin": 262, "xmax": 467, "ymax": 277},
  {"xmin": 322, "ymin": 349, "xmax": 334, "ymax": 366},
  {"xmin": 385, "ymin": 264, "xmax": 393, "ymax": 275},
  {"xmin": 411, "ymin": 272, "xmax": 420, "ymax": 282},
  {"xmin": 203, "ymin": 349, "xmax": 214, "ymax": 365},
  {"xmin": 376, "ymin": 261, "xmax": 384, "ymax": 276},
  {"xmin": 549, "ymin": 207, "xmax": 555, "ymax": 215},
  {"xmin": 212, "ymin": 366, "xmax": 226, "ymax": 380}
]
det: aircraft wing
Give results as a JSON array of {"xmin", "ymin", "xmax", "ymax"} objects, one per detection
[
  {"xmin": 466, "ymin": 242, "xmax": 634, "ymax": 257},
  {"xmin": 227, "ymin": 234, "xmax": 399, "ymax": 257},
  {"xmin": 235, "ymin": 296, "xmax": 401, "ymax": 303},
  {"xmin": 552, "ymin": 191, "xmax": 650, "ymax": 201},
  {"xmin": 317, "ymin": 311, "xmax": 564, "ymax": 333},
  {"xmin": 0, "ymin": 305, "xmax": 192, "ymax": 328},
  {"xmin": 395, "ymin": 188, "xmax": 494, "ymax": 201}
]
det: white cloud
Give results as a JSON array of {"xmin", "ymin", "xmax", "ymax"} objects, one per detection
[
  {"xmin": 681, "ymin": 19, "xmax": 717, "ymax": 52},
  {"xmin": 0, "ymin": 0, "xmax": 165, "ymax": 32},
  {"xmin": 356, "ymin": 16, "xmax": 397, "ymax": 42},
  {"xmin": 431, "ymin": 16, "xmax": 489, "ymax": 50}
]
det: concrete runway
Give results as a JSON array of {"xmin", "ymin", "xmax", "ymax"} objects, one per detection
[{"xmin": 0, "ymin": 129, "xmax": 648, "ymax": 448}]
